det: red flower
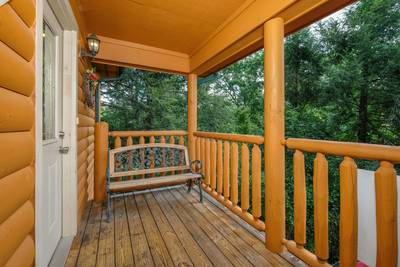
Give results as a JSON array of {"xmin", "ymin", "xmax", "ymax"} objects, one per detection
[{"xmin": 89, "ymin": 73, "xmax": 99, "ymax": 81}]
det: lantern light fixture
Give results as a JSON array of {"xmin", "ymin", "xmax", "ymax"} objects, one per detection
[{"xmin": 80, "ymin": 33, "xmax": 100, "ymax": 58}]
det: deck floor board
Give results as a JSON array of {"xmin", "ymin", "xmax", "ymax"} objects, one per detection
[{"xmin": 65, "ymin": 186, "xmax": 292, "ymax": 267}]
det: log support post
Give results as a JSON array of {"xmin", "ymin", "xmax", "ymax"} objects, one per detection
[
  {"xmin": 94, "ymin": 122, "xmax": 109, "ymax": 202},
  {"xmin": 264, "ymin": 17, "xmax": 285, "ymax": 252},
  {"xmin": 188, "ymin": 73, "xmax": 198, "ymax": 160}
]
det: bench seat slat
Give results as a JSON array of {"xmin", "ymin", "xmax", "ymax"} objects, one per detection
[
  {"xmin": 110, "ymin": 173, "xmax": 201, "ymax": 192},
  {"xmin": 110, "ymin": 165, "xmax": 191, "ymax": 178}
]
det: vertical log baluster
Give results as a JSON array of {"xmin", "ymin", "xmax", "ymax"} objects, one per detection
[
  {"xmin": 339, "ymin": 156, "xmax": 357, "ymax": 267},
  {"xmin": 160, "ymin": 136, "xmax": 166, "ymax": 175},
  {"xmin": 139, "ymin": 136, "xmax": 145, "ymax": 144},
  {"xmin": 375, "ymin": 161, "xmax": 397, "ymax": 267},
  {"xmin": 114, "ymin": 136, "xmax": 121, "ymax": 148},
  {"xmin": 241, "ymin": 143, "xmax": 249, "ymax": 212},
  {"xmin": 149, "ymin": 136, "xmax": 155, "ymax": 177},
  {"xmin": 200, "ymin": 138, "xmax": 205, "ymax": 177},
  {"xmin": 294, "ymin": 149, "xmax": 306, "ymax": 246},
  {"xmin": 223, "ymin": 141, "xmax": 230, "ymax": 199},
  {"xmin": 205, "ymin": 139, "xmax": 211, "ymax": 186},
  {"xmin": 139, "ymin": 136, "xmax": 145, "ymax": 179},
  {"xmin": 252, "ymin": 144, "xmax": 261, "ymax": 218},
  {"xmin": 179, "ymin": 136, "xmax": 185, "ymax": 173},
  {"xmin": 126, "ymin": 136, "xmax": 133, "ymax": 180},
  {"xmin": 313, "ymin": 153, "xmax": 329, "ymax": 261},
  {"xmin": 195, "ymin": 137, "xmax": 200, "ymax": 162},
  {"xmin": 217, "ymin": 140, "xmax": 223, "ymax": 194},
  {"xmin": 210, "ymin": 139, "xmax": 217, "ymax": 190},
  {"xmin": 114, "ymin": 136, "xmax": 122, "ymax": 181},
  {"xmin": 169, "ymin": 136, "xmax": 175, "ymax": 175},
  {"xmin": 149, "ymin": 136, "xmax": 155, "ymax": 144},
  {"xmin": 178, "ymin": 135, "xmax": 185, "ymax": 145},
  {"xmin": 231, "ymin": 142, "xmax": 238, "ymax": 205},
  {"xmin": 126, "ymin": 136, "xmax": 133, "ymax": 146},
  {"xmin": 160, "ymin": 136, "xmax": 166, "ymax": 143}
]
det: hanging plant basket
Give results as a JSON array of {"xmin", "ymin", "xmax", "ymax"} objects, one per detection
[{"xmin": 83, "ymin": 68, "xmax": 99, "ymax": 109}]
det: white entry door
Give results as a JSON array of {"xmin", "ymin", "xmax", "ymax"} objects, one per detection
[{"xmin": 38, "ymin": 2, "xmax": 63, "ymax": 266}]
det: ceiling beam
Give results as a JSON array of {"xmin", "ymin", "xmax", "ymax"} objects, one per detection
[
  {"xmin": 189, "ymin": 0, "xmax": 297, "ymax": 74},
  {"xmin": 191, "ymin": 0, "xmax": 355, "ymax": 76},
  {"xmin": 92, "ymin": 36, "xmax": 190, "ymax": 75},
  {"xmin": 281, "ymin": 0, "xmax": 357, "ymax": 35}
]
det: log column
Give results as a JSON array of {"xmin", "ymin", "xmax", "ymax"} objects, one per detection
[
  {"xmin": 94, "ymin": 122, "xmax": 109, "ymax": 202},
  {"xmin": 187, "ymin": 73, "xmax": 198, "ymax": 160},
  {"xmin": 264, "ymin": 17, "xmax": 285, "ymax": 252}
]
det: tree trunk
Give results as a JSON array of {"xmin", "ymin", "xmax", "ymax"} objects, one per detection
[{"xmin": 357, "ymin": 87, "xmax": 368, "ymax": 142}]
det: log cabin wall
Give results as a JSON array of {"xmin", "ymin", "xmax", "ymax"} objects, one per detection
[
  {"xmin": 77, "ymin": 54, "xmax": 95, "ymax": 222},
  {"xmin": 0, "ymin": 0, "xmax": 36, "ymax": 266}
]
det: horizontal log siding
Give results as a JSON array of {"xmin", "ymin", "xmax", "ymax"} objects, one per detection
[
  {"xmin": 77, "ymin": 56, "xmax": 95, "ymax": 223},
  {"xmin": 0, "ymin": 1, "xmax": 35, "ymax": 266}
]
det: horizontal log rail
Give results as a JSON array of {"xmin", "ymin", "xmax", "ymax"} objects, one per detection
[
  {"xmin": 194, "ymin": 131, "xmax": 264, "ymax": 145},
  {"xmin": 285, "ymin": 138, "xmax": 399, "ymax": 266},
  {"xmin": 109, "ymin": 130, "xmax": 187, "ymax": 138},
  {"xmin": 194, "ymin": 131, "xmax": 265, "ymax": 231},
  {"xmin": 286, "ymin": 138, "xmax": 400, "ymax": 163}
]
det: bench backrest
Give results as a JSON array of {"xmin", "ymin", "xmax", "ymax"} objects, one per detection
[{"xmin": 109, "ymin": 143, "xmax": 190, "ymax": 178}]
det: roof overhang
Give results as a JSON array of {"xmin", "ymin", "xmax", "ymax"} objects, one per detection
[
  {"xmin": 71, "ymin": 0, "xmax": 356, "ymax": 77},
  {"xmin": 191, "ymin": 0, "xmax": 356, "ymax": 76}
]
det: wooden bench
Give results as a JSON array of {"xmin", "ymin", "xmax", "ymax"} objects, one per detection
[{"xmin": 106, "ymin": 143, "xmax": 203, "ymax": 220}]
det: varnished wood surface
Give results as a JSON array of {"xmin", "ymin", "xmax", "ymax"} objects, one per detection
[{"xmin": 65, "ymin": 186, "xmax": 291, "ymax": 267}]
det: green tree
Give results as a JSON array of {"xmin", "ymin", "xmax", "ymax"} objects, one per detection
[
  {"xmin": 317, "ymin": 0, "xmax": 400, "ymax": 144},
  {"xmin": 101, "ymin": 68, "xmax": 187, "ymax": 131}
]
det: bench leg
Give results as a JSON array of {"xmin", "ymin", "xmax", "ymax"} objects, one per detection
[
  {"xmin": 107, "ymin": 192, "xmax": 112, "ymax": 223},
  {"xmin": 187, "ymin": 180, "xmax": 193, "ymax": 193},
  {"xmin": 197, "ymin": 178, "xmax": 203, "ymax": 203}
]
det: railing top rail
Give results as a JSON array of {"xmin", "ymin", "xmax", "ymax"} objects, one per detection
[
  {"xmin": 194, "ymin": 131, "xmax": 264, "ymax": 145},
  {"xmin": 286, "ymin": 138, "xmax": 400, "ymax": 163},
  {"xmin": 109, "ymin": 130, "xmax": 188, "ymax": 137}
]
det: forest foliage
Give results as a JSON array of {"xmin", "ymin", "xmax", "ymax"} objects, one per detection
[{"xmin": 101, "ymin": 0, "xmax": 399, "ymax": 263}]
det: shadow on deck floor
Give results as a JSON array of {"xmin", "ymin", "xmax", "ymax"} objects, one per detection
[{"xmin": 65, "ymin": 186, "xmax": 291, "ymax": 266}]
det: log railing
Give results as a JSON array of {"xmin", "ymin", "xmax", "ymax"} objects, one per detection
[
  {"xmin": 194, "ymin": 131, "xmax": 266, "ymax": 231},
  {"xmin": 284, "ymin": 138, "xmax": 399, "ymax": 267},
  {"xmin": 95, "ymin": 126, "xmax": 399, "ymax": 265}
]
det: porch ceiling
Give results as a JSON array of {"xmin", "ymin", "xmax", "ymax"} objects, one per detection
[
  {"xmin": 73, "ymin": 0, "xmax": 246, "ymax": 54},
  {"xmin": 71, "ymin": 0, "xmax": 356, "ymax": 76}
]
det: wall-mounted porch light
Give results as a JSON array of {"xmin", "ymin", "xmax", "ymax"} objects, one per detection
[{"xmin": 80, "ymin": 33, "xmax": 101, "ymax": 58}]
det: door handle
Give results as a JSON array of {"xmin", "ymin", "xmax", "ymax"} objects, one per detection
[{"xmin": 59, "ymin": 146, "xmax": 70, "ymax": 154}]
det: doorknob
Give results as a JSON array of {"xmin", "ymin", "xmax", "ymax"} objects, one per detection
[{"xmin": 59, "ymin": 146, "xmax": 69, "ymax": 154}]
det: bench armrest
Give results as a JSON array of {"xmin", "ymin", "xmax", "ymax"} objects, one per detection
[{"xmin": 190, "ymin": 160, "xmax": 202, "ymax": 174}]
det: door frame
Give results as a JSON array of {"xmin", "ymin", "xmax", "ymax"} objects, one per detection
[{"xmin": 35, "ymin": 0, "xmax": 79, "ymax": 264}]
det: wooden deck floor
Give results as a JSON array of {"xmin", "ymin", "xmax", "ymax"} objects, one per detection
[{"xmin": 65, "ymin": 186, "xmax": 291, "ymax": 267}]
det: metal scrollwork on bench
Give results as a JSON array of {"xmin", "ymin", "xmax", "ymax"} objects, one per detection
[
  {"xmin": 109, "ymin": 144, "xmax": 190, "ymax": 178},
  {"xmin": 114, "ymin": 146, "xmax": 185, "ymax": 173}
]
